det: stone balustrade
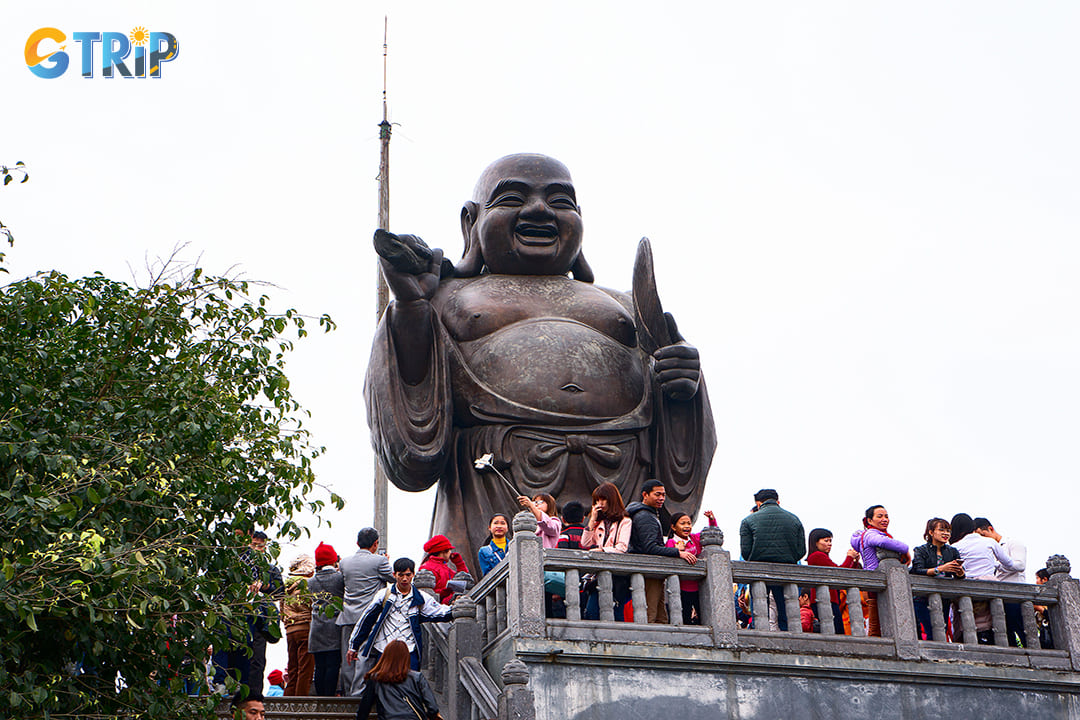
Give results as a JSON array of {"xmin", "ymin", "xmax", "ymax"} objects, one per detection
[{"xmin": 424, "ymin": 512, "xmax": 1080, "ymax": 720}]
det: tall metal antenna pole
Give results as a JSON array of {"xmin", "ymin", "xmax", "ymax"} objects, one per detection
[{"xmin": 374, "ymin": 16, "xmax": 391, "ymax": 545}]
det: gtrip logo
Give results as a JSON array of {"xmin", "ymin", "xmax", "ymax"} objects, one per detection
[{"xmin": 26, "ymin": 27, "xmax": 179, "ymax": 79}]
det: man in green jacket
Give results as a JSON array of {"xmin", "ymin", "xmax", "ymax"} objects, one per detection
[{"xmin": 739, "ymin": 489, "xmax": 806, "ymax": 630}]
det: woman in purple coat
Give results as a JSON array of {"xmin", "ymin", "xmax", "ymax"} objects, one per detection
[{"xmin": 851, "ymin": 505, "xmax": 910, "ymax": 636}]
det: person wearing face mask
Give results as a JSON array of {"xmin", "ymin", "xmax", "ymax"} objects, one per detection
[{"xmin": 851, "ymin": 505, "xmax": 910, "ymax": 637}]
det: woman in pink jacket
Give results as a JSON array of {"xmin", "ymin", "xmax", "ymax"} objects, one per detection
[
  {"xmin": 516, "ymin": 492, "xmax": 563, "ymax": 549},
  {"xmin": 580, "ymin": 482, "xmax": 632, "ymax": 620}
]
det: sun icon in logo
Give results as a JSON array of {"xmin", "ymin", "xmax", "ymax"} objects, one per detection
[{"xmin": 129, "ymin": 26, "xmax": 149, "ymax": 46}]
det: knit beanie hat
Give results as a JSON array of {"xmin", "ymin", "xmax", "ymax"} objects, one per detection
[
  {"xmin": 268, "ymin": 669, "xmax": 284, "ymax": 686},
  {"xmin": 314, "ymin": 542, "xmax": 338, "ymax": 567},
  {"xmin": 423, "ymin": 535, "xmax": 454, "ymax": 554}
]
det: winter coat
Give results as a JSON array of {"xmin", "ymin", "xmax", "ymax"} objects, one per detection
[
  {"xmin": 418, "ymin": 552, "xmax": 466, "ymax": 603},
  {"xmin": 910, "ymin": 542, "xmax": 963, "ymax": 578},
  {"xmin": 739, "ymin": 500, "xmax": 805, "ymax": 563},
  {"xmin": 371, "ymin": 671, "xmax": 441, "ymax": 720},
  {"xmin": 665, "ymin": 514, "xmax": 718, "ymax": 591},
  {"xmin": 337, "ymin": 549, "xmax": 395, "ymax": 626},
  {"xmin": 851, "ymin": 528, "xmax": 908, "ymax": 571},
  {"xmin": 535, "ymin": 512, "xmax": 563, "ymax": 550},
  {"xmin": 626, "ymin": 502, "xmax": 680, "ymax": 558},
  {"xmin": 806, "ymin": 550, "xmax": 858, "ymax": 604},
  {"xmin": 477, "ymin": 540, "xmax": 507, "ymax": 577},
  {"xmin": 349, "ymin": 586, "xmax": 452, "ymax": 660},
  {"xmin": 581, "ymin": 517, "xmax": 632, "ymax": 553},
  {"xmin": 282, "ymin": 555, "xmax": 315, "ymax": 636},
  {"xmin": 307, "ymin": 566, "xmax": 344, "ymax": 652}
]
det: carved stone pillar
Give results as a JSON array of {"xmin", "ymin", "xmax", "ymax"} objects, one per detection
[
  {"xmin": 447, "ymin": 595, "xmax": 481, "ymax": 720},
  {"xmin": 414, "ymin": 568, "xmax": 440, "ymax": 683},
  {"xmin": 498, "ymin": 659, "xmax": 535, "ymax": 720},
  {"xmin": 507, "ymin": 511, "xmax": 545, "ymax": 638},
  {"xmin": 1046, "ymin": 555, "xmax": 1080, "ymax": 671},
  {"xmin": 876, "ymin": 549, "xmax": 918, "ymax": 660},
  {"xmin": 697, "ymin": 526, "xmax": 737, "ymax": 647}
]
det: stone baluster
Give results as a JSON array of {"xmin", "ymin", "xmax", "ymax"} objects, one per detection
[
  {"xmin": 697, "ymin": 526, "xmax": 737, "ymax": 647},
  {"xmin": 876, "ymin": 550, "xmax": 919, "ymax": 659},
  {"xmin": 783, "ymin": 583, "xmax": 802, "ymax": 634},
  {"xmin": 751, "ymin": 581, "xmax": 769, "ymax": 631},
  {"xmin": 630, "ymin": 573, "xmax": 647, "ymax": 624},
  {"xmin": 1045, "ymin": 555, "xmax": 1080, "ymax": 670},
  {"xmin": 666, "ymin": 574, "xmax": 683, "ymax": 626},
  {"xmin": 846, "ymin": 586, "xmax": 866, "ymax": 637},
  {"xmin": 448, "ymin": 596, "xmax": 481, "ymax": 720},
  {"xmin": 507, "ymin": 511, "xmax": 545, "ymax": 638},
  {"xmin": 598, "ymin": 571, "xmax": 615, "ymax": 622},
  {"xmin": 990, "ymin": 598, "xmax": 1008, "ymax": 647},
  {"xmin": 928, "ymin": 593, "xmax": 946, "ymax": 642},
  {"xmin": 564, "ymin": 568, "xmax": 581, "ymax": 621},
  {"xmin": 485, "ymin": 595, "xmax": 497, "ymax": 645},
  {"xmin": 957, "ymin": 596, "xmax": 978, "ymax": 645},
  {"xmin": 498, "ymin": 659, "xmax": 535, "ymax": 720},
  {"xmin": 1021, "ymin": 600, "xmax": 1041, "ymax": 651},
  {"xmin": 815, "ymin": 585, "xmax": 834, "ymax": 635},
  {"xmin": 414, "ymin": 569, "xmax": 440, "ymax": 686},
  {"xmin": 496, "ymin": 585, "xmax": 508, "ymax": 635}
]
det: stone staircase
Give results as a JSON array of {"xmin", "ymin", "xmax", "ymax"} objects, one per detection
[{"xmin": 218, "ymin": 696, "xmax": 367, "ymax": 719}]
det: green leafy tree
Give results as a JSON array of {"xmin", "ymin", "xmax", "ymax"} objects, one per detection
[
  {"xmin": 0, "ymin": 249, "xmax": 339, "ymax": 718},
  {"xmin": 1, "ymin": 161, "xmax": 29, "ymax": 247}
]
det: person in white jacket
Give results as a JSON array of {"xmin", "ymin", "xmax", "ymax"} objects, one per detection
[{"xmin": 974, "ymin": 516, "xmax": 1028, "ymax": 646}]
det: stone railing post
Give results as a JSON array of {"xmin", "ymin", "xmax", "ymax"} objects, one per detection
[
  {"xmin": 507, "ymin": 511, "xmax": 545, "ymax": 638},
  {"xmin": 698, "ymin": 526, "xmax": 737, "ymax": 647},
  {"xmin": 454, "ymin": 569, "xmax": 476, "ymax": 595},
  {"xmin": 876, "ymin": 549, "xmax": 918, "ymax": 660},
  {"xmin": 415, "ymin": 568, "xmax": 438, "ymax": 598},
  {"xmin": 498, "ymin": 659, "xmax": 536, "ymax": 720},
  {"xmin": 1046, "ymin": 555, "xmax": 1080, "ymax": 671},
  {"xmin": 447, "ymin": 595, "xmax": 482, "ymax": 720},
  {"xmin": 413, "ymin": 568, "xmax": 441, "ymax": 687}
]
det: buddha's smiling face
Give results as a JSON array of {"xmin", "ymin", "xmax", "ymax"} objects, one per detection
[{"xmin": 466, "ymin": 154, "xmax": 584, "ymax": 276}]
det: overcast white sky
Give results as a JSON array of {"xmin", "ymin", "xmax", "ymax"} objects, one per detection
[{"xmin": 5, "ymin": 1, "xmax": 1079, "ymax": 672}]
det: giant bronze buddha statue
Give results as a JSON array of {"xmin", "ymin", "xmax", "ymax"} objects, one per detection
[{"xmin": 365, "ymin": 154, "xmax": 716, "ymax": 575}]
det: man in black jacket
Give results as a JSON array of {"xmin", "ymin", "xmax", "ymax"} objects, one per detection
[{"xmin": 627, "ymin": 479, "xmax": 697, "ymax": 623}]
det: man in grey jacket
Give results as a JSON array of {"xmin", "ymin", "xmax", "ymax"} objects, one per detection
[
  {"xmin": 739, "ymin": 489, "xmax": 805, "ymax": 631},
  {"xmin": 336, "ymin": 527, "xmax": 394, "ymax": 696}
]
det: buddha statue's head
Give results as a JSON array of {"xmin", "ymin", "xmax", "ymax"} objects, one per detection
[{"xmin": 457, "ymin": 154, "xmax": 593, "ymax": 281}]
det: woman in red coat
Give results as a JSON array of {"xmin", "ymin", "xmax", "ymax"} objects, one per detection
[
  {"xmin": 806, "ymin": 528, "xmax": 860, "ymax": 634},
  {"xmin": 418, "ymin": 535, "xmax": 467, "ymax": 603}
]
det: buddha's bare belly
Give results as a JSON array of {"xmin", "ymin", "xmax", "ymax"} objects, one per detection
[{"xmin": 460, "ymin": 318, "xmax": 646, "ymax": 418}]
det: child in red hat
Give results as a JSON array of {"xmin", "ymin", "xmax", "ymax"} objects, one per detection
[
  {"xmin": 265, "ymin": 669, "xmax": 285, "ymax": 696},
  {"xmin": 419, "ymin": 535, "xmax": 468, "ymax": 603}
]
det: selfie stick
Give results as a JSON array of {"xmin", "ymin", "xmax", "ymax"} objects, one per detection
[{"xmin": 473, "ymin": 453, "xmax": 520, "ymax": 497}]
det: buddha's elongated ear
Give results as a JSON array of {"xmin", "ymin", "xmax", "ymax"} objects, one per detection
[
  {"xmin": 570, "ymin": 252, "xmax": 594, "ymax": 283},
  {"xmin": 456, "ymin": 201, "xmax": 485, "ymax": 277}
]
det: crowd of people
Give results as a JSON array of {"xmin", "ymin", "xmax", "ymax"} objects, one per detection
[{"xmin": 221, "ymin": 480, "xmax": 1051, "ymax": 719}]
